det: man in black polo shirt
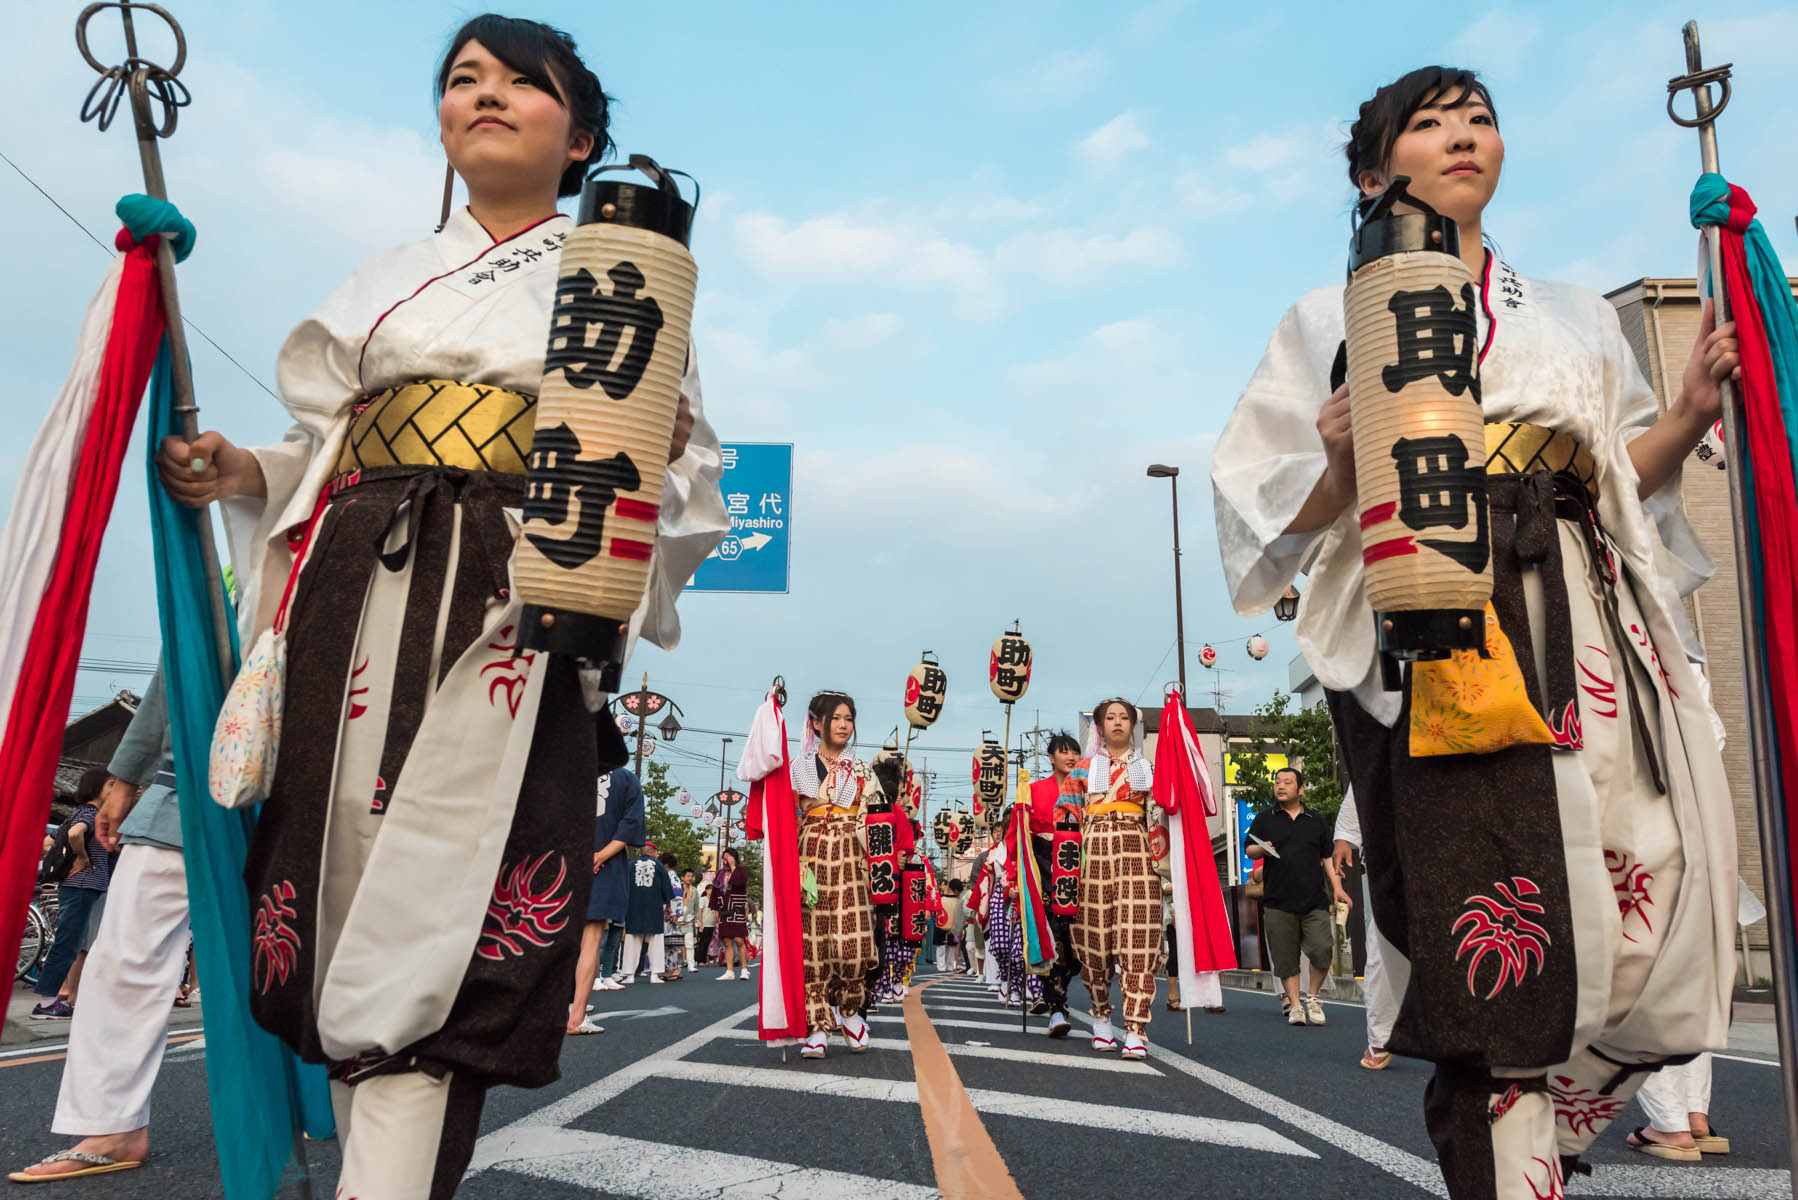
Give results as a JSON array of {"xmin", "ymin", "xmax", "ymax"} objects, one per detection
[{"xmin": 1246, "ymin": 767, "xmax": 1350, "ymax": 1027}]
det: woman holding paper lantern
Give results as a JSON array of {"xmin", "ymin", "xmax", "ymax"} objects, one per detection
[
  {"xmin": 1211, "ymin": 65, "xmax": 1739, "ymax": 1197},
  {"xmin": 154, "ymin": 16, "xmax": 726, "ymax": 1197}
]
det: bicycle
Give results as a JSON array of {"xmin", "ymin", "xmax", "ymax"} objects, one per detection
[{"xmin": 17, "ymin": 887, "xmax": 58, "ymax": 983}]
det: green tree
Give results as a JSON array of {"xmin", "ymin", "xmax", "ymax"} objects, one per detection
[
  {"xmin": 639, "ymin": 760, "xmax": 707, "ymax": 875},
  {"xmin": 1233, "ymin": 691, "xmax": 1344, "ymax": 824}
]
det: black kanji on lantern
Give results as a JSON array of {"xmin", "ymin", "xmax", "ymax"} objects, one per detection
[
  {"xmin": 1390, "ymin": 435, "xmax": 1490, "ymax": 573},
  {"xmin": 914, "ymin": 666, "xmax": 946, "ymax": 720},
  {"xmin": 1381, "ymin": 283, "xmax": 1480, "ymax": 402},
  {"xmin": 524, "ymin": 422, "xmax": 643, "ymax": 569},
  {"xmin": 867, "ymin": 822, "xmax": 896, "ymax": 858},
  {"xmin": 1055, "ymin": 840, "xmax": 1081, "ymax": 873},
  {"xmin": 545, "ymin": 262, "xmax": 665, "ymax": 400},
  {"xmin": 1053, "ymin": 876, "xmax": 1079, "ymax": 909},
  {"xmin": 869, "ymin": 861, "xmax": 897, "ymax": 897}
]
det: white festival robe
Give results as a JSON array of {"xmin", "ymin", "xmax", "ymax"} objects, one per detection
[
  {"xmin": 1210, "ymin": 259, "xmax": 1735, "ymax": 1061},
  {"xmin": 222, "ymin": 208, "xmax": 727, "ymax": 1060}
]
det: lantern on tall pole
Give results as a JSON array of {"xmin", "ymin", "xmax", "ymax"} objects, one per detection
[
  {"xmin": 900, "ymin": 650, "xmax": 946, "ymax": 835},
  {"xmin": 974, "ymin": 736, "xmax": 1006, "ymax": 836},
  {"xmin": 1343, "ymin": 175, "xmax": 1491, "ymax": 689},
  {"xmin": 988, "ymin": 621, "xmax": 1032, "ymax": 834},
  {"xmin": 513, "ymin": 156, "xmax": 700, "ymax": 690}
]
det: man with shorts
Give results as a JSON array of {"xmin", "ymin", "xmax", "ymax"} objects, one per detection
[{"xmin": 1246, "ymin": 768, "xmax": 1350, "ymax": 1026}]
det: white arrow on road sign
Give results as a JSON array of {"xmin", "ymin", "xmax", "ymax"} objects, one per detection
[
  {"xmin": 740, "ymin": 532, "xmax": 772, "ymax": 552},
  {"xmin": 705, "ymin": 531, "xmax": 774, "ymax": 561}
]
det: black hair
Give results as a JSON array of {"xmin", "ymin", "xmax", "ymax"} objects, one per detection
[
  {"xmin": 1275, "ymin": 766, "xmax": 1306, "ymax": 790},
  {"xmin": 436, "ymin": 14, "xmax": 615, "ymax": 197},
  {"xmin": 658, "ymin": 851, "xmax": 677, "ymax": 869},
  {"xmin": 1092, "ymin": 698, "xmax": 1140, "ymax": 730},
  {"xmin": 1346, "ymin": 66, "xmax": 1496, "ymax": 191},
  {"xmin": 807, "ymin": 691, "xmax": 857, "ymax": 731},
  {"xmin": 720, "ymin": 847, "xmax": 740, "ymax": 869},
  {"xmin": 1047, "ymin": 731, "xmax": 1081, "ymax": 757},
  {"xmin": 75, "ymin": 766, "xmax": 109, "ymax": 805}
]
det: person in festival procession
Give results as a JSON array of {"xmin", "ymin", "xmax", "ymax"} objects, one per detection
[
  {"xmin": 1210, "ymin": 65, "xmax": 1739, "ymax": 1196},
  {"xmin": 862, "ymin": 749, "xmax": 915, "ymax": 1008},
  {"xmin": 11, "ymin": 664, "xmax": 187, "ymax": 1182},
  {"xmin": 1023, "ymin": 731, "xmax": 1085, "ymax": 1036},
  {"xmin": 984, "ymin": 825, "xmax": 1040, "ymax": 1010},
  {"xmin": 789, "ymin": 691, "xmax": 879, "ymax": 1059},
  {"xmin": 1245, "ymin": 769, "xmax": 1350, "ymax": 1028},
  {"xmin": 617, "ymin": 845, "xmax": 675, "ymax": 984},
  {"xmin": 709, "ymin": 848, "xmax": 752, "ymax": 980},
  {"xmin": 153, "ymin": 15, "xmax": 727, "ymax": 1195},
  {"xmin": 676, "ymin": 867, "xmax": 700, "ymax": 973},
  {"xmin": 1333, "ymin": 787, "xmax": 1395, "ymax": 1068},
  {"xmin": 1071, "ymin": 699, "xmax": 1161, "ymax": 1061}
]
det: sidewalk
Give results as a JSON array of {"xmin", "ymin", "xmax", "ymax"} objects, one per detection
[
  {"xmin": 1220, "ymin": 969, "xmax": 1782, "ymax": 1061},
  {"xmin": 5, "ymin": 979, "xmax": 200, "ymax": 1049}
]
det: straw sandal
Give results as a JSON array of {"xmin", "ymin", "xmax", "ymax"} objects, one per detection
[
  {"xmin": 1361, "ymin": 1048, "xmax": 1393, "ymax": 1070},
  {"xmin": 10, "ymin": 1151, "xmax": 145, "ymax": 1183},
  {"xmin": 1626, "ymin": 1127, "xmax": 1701, "ymax": 1162},
  {"xmin": 1693, "ymin": 1130, "xmax": 1730, "ymax": 1155}
]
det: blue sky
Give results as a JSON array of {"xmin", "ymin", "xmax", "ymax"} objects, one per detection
[{"xmin": 5, "ymin": 1, "xmax": 1796, "ymax": 808}]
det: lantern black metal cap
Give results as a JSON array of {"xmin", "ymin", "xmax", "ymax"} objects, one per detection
[
  {"xmin": 518, "ymin": 604, "xmax": 628, "ymax": 689},
  {"xmin": 1347, "ymin": 175, "xmax": 1461, "ymax": 276},
  {"xmin": 578, "ymin": 154, "xmax": 699, "ymax": 247},
  {"xmin": 1375, "ymin": 608, "xmax": 1484, "ymax": 688}
]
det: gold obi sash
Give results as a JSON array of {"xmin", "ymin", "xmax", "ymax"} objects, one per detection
[
  {"xmin": 335, "ymin": 379, "xmax": 536, "ymax": 477},
  {"xmin": 1087, "ymin": 800, "xmax": 1144, "ymax": 818},
  {"xmin": 804, "ymin": 803, "xmax": 858, "ymax": 820},
  {"xmin": 1484, "ymin": 421, "xmax": 1599, "ymax": 502}
]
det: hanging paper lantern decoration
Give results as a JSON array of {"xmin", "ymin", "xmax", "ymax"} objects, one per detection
[
  {"xmin": 615, "ymin": 714, "xmax": 636, "ymax": 734},
  {"xmin": 901, "ymin": 860, "xmax": 929, "ymax": 943},
  {"xmin": 989, "ymin": 627, "xmax": 1033, "ymax": 704},
  {"xmin": 638, "ymin": 736, "xmax": 656, "ymax": 757},
  {"xmin": 1199, "ymin": 644, "xmax": 1218, "ymax": 668},
  {"xmin": 689, "ymin": 805, "xmax": 702, "ymax": 819},
  {"xmin": 1246, "ymin": 634, "xmax": 1269, "ymax": 661},
  {"xmin": 953, "ymin": 811, "xmax": 974, "ymax": 855},
  {"xmin": 904, "ymin": 652, "xmax": 948, "ymax": 729},
  {"xmin": 1343, "ymin": 177, "xmax": 1490, "ymax": 675},
  {"xmin": 932, "ymin": 809, "xmax": 953, "ymax": 850},
  {"xmin": 1148, "ymin": 825, "xmax": 1170, "ymax": 862},
  {"xmin": 514, "ymin": 157, "xmax": 700, "ymax": 690}
]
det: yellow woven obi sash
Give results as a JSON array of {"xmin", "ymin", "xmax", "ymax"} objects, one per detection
[
  {"xmin": 804, "ymin": 804, "xmax": 858, "ymax": 819},
  {"xmin": 1087, "ymin": 800, "xmax": 1144, "ymax": 817},
  {"xmin": 1406, "ymin": 421, "xmax": 1596, "ymax": 758},
  {"xmin": 1484, "ymin": 421, "xmax": 1599, "ymax": 501},
  {"xmin": 335, "ymin": 379, "xmax": 536, "ymax": 476}
]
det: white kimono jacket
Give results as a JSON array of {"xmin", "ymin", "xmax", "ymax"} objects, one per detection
[{"xmin": 221, "ymin": 208, "xmax": 727, "ymax": 1060}]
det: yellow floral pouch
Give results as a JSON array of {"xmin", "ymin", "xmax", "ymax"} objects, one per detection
[{"xmin": 1408, "ymin": 605, "xmax": 1554, "ymax": 757}]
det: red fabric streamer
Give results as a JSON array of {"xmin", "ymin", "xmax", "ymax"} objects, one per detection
[
  {"xmin": 0, "ymin": 235, "xmax": 165, "ymax": 978},
  {"xmin": 1153, "ymin": 693, "xmax": 1238, "ymax": 975},
  {"xmin": 742, "ymin": 704, "xmax": 805, "ymax": 1042},
  {"xmin": 1716, "ymin": 187, "xmax": 1798, "ymax": 878}
]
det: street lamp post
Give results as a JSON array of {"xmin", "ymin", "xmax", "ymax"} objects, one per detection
[
  {"xmin": 608, "ymin": 675, "xmax": 683, "ymax": 781},
  {"xmin": 1147, "ymin": 464, "xmax": 1188, "ymax": 700},
  {"xmin": 715, "ymin": 736, "xmax": 733, "ymax": 864}
]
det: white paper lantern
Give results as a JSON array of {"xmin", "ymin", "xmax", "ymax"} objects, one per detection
[
  {"xmin": 1246, "ymin": 635, "xmax": 1269, "ymax": 661},
  {"xmin": 1199, "ymin": 644, "xmax": 1218, "ymax": 668}
]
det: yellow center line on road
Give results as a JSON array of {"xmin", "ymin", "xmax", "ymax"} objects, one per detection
[
  {"xmin": 903, "ymin": 978, "xmax": 1025, "ymax": 1200},
  {"xmin": 0, "ymin": 1032, "xmax": 202, "ymax": 1071}
]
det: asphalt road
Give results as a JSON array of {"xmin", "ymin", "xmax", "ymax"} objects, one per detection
[{"xmin": 1, "ymin": 963, "xmax": 1790, "ymax": 1198}]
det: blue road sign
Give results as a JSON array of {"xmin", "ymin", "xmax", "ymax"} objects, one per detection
[{"xmin": 687, "ymin": 442, "xmax": 792, "ymax": 593}]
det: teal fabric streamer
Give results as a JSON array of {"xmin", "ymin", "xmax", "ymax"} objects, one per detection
[
  {"xmin": 143, "ymin": 342, "xmax": 334, "ymax": 1197},
  {"xmin": 116, "ymin": 193, "xmax": 196, "ymax": 262}
]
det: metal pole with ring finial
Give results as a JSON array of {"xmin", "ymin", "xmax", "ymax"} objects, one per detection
[
  {"xmin": 76, "ymin": 6, "xmax": 314, "ymax": 1196},
  {"xmin": 1667, "ymin": 22, "xmax": 1798, "ymax": 1182},
  {"xmin": 75, "ymin": 0, "xmax": 235, "ymax": 685}
]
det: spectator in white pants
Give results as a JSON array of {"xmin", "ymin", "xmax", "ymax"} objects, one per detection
[
  {"xmin": 11, "ymin": 664, "xmax": 190, "ymax": 1183},
  {"xmin": 677, "ymin": 868, "xmax": 700, "ymax": 970},
  {"xmin": 1331, "ymin": 787, "xmax": 1397, "ymax": 1070},
  {"xmin": 618, "ymin": 847, "xmax": 675, "ymax": 985}
]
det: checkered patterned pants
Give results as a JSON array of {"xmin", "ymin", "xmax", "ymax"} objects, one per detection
[
  {"xmin": 800, "ymin": 813, "xmax": 877, "ymax": 1033},
  {"xmin": 1072, "ymin": 813, "xmax": 1159, "ymax": 1034}
]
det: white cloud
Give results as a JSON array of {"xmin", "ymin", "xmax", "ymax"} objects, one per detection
[
  {"xmin": 1450, "ymin": 13, "xmax": 1544, "ymax": 79},
  {"xmin": 1075, "ymin": 111, "xmax": 1151, "ymax": 171},
  {"xmin": 993, "ymin": 226, "xmax": 1184, "ymax": 286},
  {"xmin": 988, "ymin": 49, "xmax": 1108, "ymax": 109},
  {"xmin": 731, "ymin": 212, "xmax": 1002, "ymax": 318}
]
